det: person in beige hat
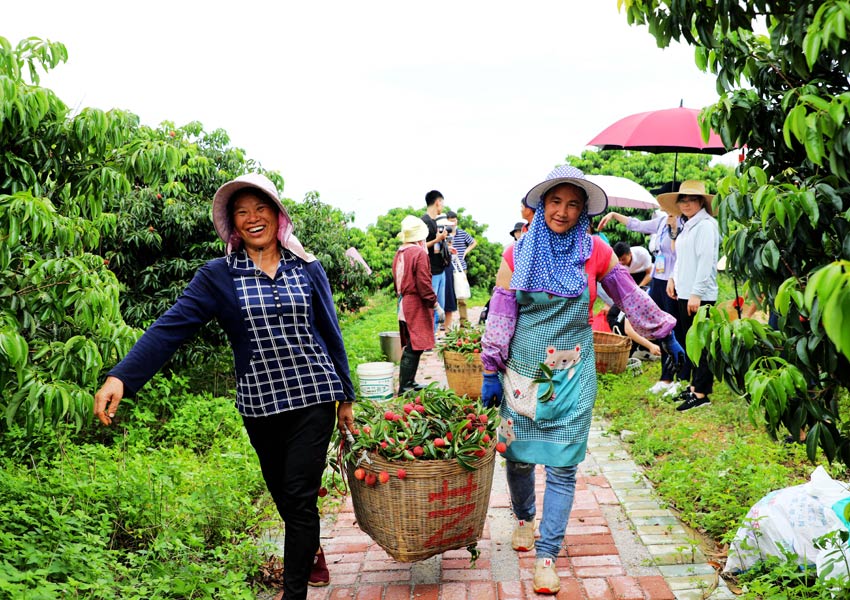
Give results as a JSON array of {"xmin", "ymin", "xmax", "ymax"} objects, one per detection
[
  {"xmin": 93, "ymin": 173, "xmax": 355, "ymax": 600},
  {"xmin": 393, "ymin": 215, "xmax": 438, "ymax": 394},
  {"xmin": 657, "ymin": 180, "xmax": 720, "ymax": 412}
]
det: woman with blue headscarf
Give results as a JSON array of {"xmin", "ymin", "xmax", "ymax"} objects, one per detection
[{"xmin": 480, "ymin": 166, "xmax": 684, "ymax": 595}]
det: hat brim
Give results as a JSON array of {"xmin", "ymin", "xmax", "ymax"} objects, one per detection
[
  {"xmin": 524, "ymin": 177, "xmax": 608, "ymax": 216},
  {"xmin": 655, "ymin": 191, "xmax": 715, "ymax": 218},
  {"xmin": 212, "ymin": 178, "xmax": 285, "ymax": 243}
]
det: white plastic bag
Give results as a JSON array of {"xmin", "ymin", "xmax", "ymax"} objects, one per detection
[{"xmin": 724, "ymin": 466, "xmax": 850, "ymax": 574}]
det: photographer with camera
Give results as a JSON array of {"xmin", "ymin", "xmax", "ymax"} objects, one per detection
[
  {"xmin": 435, "ymin": 214, "xmax": 456, "ymax": 331},
  {"xmin": 421, "ymin": 190, "xmax": 449, "ymax": 333}
]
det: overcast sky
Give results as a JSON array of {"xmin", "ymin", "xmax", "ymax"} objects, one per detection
[{"xmin": 7, "ymin": 1, "xmax": 728, "ymax": 243}]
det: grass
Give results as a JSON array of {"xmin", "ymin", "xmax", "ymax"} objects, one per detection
[{"xmin": 595, "ymin": 362, "xmax": 848, "ymax": 548}]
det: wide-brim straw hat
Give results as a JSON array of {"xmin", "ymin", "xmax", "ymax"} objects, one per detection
[
  {"xmin": 397, "ymin": 215, "xmax": 429, "ymax": 243},
  {"xmin": 656, "ymin": 180, "xmax": 715, "ymax": 217},
  {"xmin": 524, "ymin": 165, "xmax": 608, "ymax": 216},
  {"xmin": 212, "ymin": 173, "xmax": 286, "ymax": 243}
]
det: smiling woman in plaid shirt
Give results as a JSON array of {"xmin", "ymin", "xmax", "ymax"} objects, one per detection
[{"xmin": 93, "ymin": 173, "xmax": 355, "ymax": 600}]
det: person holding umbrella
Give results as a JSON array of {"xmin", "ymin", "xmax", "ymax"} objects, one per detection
[
  {"xmin": 598, "ymin": 189, "xmax": 686, "ymax": 396},
  {"xmin": 658, "ymin": 180, "xmax": 720, "ymax": 412},
  {"xmin": 479, "ymin": 165, "xmax": 685, "ymax": 594}
]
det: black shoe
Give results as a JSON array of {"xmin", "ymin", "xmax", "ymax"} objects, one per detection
[{"xmin": 675, "ymin": 392, "xmax": 711, "ymax": 412}]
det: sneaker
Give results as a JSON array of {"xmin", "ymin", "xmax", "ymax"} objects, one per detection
[
  {"xmin": 663, "ymin": 382, "xmax": 687, "ymax": 399},
  {"xmin": 648, "ymin": 381, "xmax": 672, "ymax": 395},
  {"xmin": 675, "ymin": 392, "xmax": 711, "ymax": 412},
  {"xmin": 308, "ymin": 546, "xmax": 329, "ymax": 587},
  {"xmin": 511, "ymin": 518, "xmax": 535, "ymax": 552},
  {"xmin": 533, "ymin": 557, "xmax": 560, "ymax": 594}
]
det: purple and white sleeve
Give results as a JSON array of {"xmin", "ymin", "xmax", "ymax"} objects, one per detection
[
  {"xmin": 481, "ymin": 287, "xmax": 517, "ymax": 372},
  {"xmin": 599, "ymin": 264, "xmax": 675, "ymax": 340}
]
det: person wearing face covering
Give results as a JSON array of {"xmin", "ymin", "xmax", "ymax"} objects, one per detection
[
  {"xmin": 92, "ymin": 173, "xmax": 355, "ymax": 600},
  {"xmin": 479, "ymin": 165, "xmax": 684, "ymax": 595}
]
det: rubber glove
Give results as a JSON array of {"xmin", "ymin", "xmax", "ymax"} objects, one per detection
[
  {"xmin": 481, "ymin": 372, "xmax": 503, "ymax": 408},
  {"xmin": 660, "ymin": 330, "xmax": 685, "ymax": 374}
]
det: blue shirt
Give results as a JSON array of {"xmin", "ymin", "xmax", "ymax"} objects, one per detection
[
  {"xmin": 231, "ymin": 251, "xmax": 345, "ymax": 416},
  {"xmin": 109, "ymin": 249, "xmax": 355, "ymax": 416}
]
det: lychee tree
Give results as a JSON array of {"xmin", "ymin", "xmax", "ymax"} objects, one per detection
[
  {"xmin": 0, "ymin": 36, "xmax": 179, "ymax": 432},
  {"xmin": 622, "ymin": 0, "xmax": 850, "ymax": 464}
]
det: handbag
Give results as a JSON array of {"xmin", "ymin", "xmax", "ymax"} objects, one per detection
[{"xmin": 452, "ymin": 257, "xmax": 471, "ymax": 300}]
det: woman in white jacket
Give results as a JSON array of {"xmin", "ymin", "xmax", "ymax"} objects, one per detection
[{"xmin": 659, "ymin": 180, "xmax": 720, "ymax": 412}]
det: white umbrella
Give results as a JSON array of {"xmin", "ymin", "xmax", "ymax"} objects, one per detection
[{"xmin": 586, "ymin": 174, "xmax": 659, "ymax": 210}]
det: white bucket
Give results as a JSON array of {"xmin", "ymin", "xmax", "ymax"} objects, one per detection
[{"xmin": 356, "ymin": 362, "xmax": 395, "ymax": 400}]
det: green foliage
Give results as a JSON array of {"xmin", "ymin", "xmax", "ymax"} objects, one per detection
[
  {"xmin": 734, "ymin": 530, "xmax": 850, "ymax": 599},
  {"xmin": 622, "ymin": 1, "xmax": 850, "ymax": 468},
  {"xmin": 0, "ymin": 427, "xmax": 269, "ymax": 598},
  {"xmin": 285, "ymin": 190, "xmax": 372, "ymax": 312}
]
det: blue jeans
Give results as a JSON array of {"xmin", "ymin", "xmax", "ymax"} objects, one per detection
[
  {"xmin": 431, "ymin": 271, "xmax": 446, "ymax": 332},
  {"xmin": 506, "ymin": 460, "xmax": 577, "ymax": 560}
]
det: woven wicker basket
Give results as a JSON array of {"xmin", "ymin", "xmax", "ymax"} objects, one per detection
[
  {"xmin": 442, "ymin": 350, "xmax": 483, "ymax": 399},
  {"xmin": 593, "ymin": 330, "xmax": 631, "ymax": 374},
  {"xmin": 347, "ymin": 446, "xmax": 495, "ymax": 562}
]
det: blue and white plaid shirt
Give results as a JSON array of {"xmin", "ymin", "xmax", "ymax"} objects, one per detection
[{"xmin": 231, "ymin": 250, "xmax": 344, "ymax": 417}]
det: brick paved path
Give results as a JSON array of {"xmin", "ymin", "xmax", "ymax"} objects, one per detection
[{"xmin": 263, "ymin": 308, "xmax": 734, "ymax": 599}]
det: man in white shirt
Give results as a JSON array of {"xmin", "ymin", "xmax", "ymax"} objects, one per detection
[{"xmin": 613, "ymin": 241, "xmax": 653, "ymax": 288}]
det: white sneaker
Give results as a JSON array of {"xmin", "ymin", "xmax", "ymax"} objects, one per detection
[
  {"xmin": 648, "ymin": 381, "xmax": 672, "ymax": 395},
  {"xmin": 663, "ymin": 382, "xmax": 687, "ymax": 398}
]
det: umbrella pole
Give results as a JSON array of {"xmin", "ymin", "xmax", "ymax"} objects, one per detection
[{"xmin": 672, "ymin": 153, "xmax": 679, "ymax": 185}]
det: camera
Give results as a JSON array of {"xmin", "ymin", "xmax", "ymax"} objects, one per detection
[{"xmin": 439, "ymin": 225, "xmax": 454, "ymax": 234}]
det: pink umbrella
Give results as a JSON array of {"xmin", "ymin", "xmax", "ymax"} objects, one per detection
[
  {"xmin": 587, "ymin": 106, "xmax": 727, "ymax": 155},
  {"xmin": 588, "ymin": 105, "xmax": 731, "ymax": 183}
]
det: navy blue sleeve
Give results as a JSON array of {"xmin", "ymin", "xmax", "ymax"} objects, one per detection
[
  {"xmin": 108, "ymin": 265, "xmax": 220, "ymax": 396},
  {"xmin": 304, "ymin": 260, "xmax": 356, "ymax": 401}
]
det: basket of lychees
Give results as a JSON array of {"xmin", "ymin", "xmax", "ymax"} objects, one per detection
[{"xmin": 343, "ymin": 385, "xmax": 504, "ymax": 562}]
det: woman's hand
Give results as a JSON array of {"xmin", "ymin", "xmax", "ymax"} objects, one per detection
[
  {"xmin": 337, "ymin": 402, "xmax": 355, "ymax": 437},
  {"xmin": 687, "ymin": 294, "xmax": 701, "ymax": 316},
  {"xmin": 93, "ymin": 376, "xmax": 124, "ymax": 426},
  {"xmin": 597, "ymin": 212, "xmax": 624, "ymax": 230},
  {"xmin": 666, "ymin": 278, "xmax": 677, "ymax": 300}
]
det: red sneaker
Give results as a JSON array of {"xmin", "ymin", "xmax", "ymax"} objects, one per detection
[{"xmin": 308, "ymin": 546, "xmax": 330, "ymax": 587}]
